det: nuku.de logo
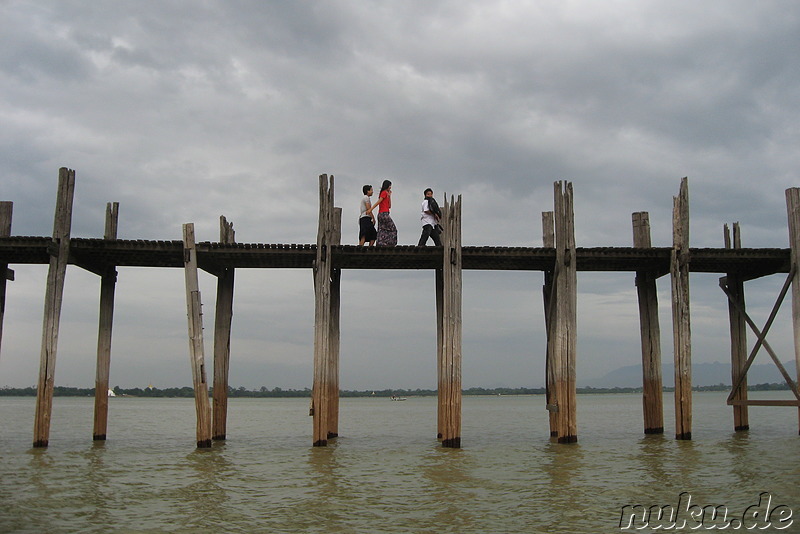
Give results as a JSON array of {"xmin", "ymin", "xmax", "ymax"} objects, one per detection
[{"xmin": 619, "ymin": 492, "xmax": 793, "ymax": 530}]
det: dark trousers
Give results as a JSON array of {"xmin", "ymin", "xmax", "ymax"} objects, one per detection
[{"xmin": 418, "ymin": 224, "xmax": 442, "ymax": 246}]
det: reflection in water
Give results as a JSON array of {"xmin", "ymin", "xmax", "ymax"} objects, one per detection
[{"xmin": 421, "ymin": 448, "xmax": 477, "ymax": 532}]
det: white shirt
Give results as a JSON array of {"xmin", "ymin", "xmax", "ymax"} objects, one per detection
[
  {"xmin": 360, "ymin": 195, "xmax": 371, "ymax": 218},
  {"xmin": 420, "ymin": 199, "xmax": 437, "ymax": 227}
]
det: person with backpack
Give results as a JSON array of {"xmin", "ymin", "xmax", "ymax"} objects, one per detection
[{"xmin": 418, "ymin": 188, "xmax": 442, "ymax": 246}]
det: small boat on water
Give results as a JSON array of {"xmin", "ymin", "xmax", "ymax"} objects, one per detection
[
  {"xmin": 390, "ymin": 395, "xmax": 407, "ymax": 401},
  {"xmin": 107, "ymin": 388, "xmax": 116, "ymax": 397}
]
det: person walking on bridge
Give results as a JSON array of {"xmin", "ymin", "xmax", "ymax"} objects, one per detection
[
  {"xmin": 417, "ymin": 188, "xmax": 442, "ymax": 246},
  {"xmin": 368, "ymin": 180, "xmax": 397, "ymax": 246}
]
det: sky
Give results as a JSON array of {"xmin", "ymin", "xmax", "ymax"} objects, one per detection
[{"xmin": 1, "ymin": 1, "xmax": 799, "ymax": 391}]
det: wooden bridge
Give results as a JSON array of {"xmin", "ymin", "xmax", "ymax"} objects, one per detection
[{"xmin": 1, "ymin": 168, "xmax": 799, "ymax": 448}]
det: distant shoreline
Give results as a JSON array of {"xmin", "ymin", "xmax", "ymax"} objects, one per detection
[{"xmin": 0, "ymin": 383, "xmax": 790, "ymax": 398}]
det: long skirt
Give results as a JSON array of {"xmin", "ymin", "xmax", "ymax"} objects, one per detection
[{"xmin": 377, "ymin": 212, "xmax": 397, "ymax": 246}]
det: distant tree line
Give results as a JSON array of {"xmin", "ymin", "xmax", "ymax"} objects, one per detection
[{"xmin": 0, "ymin": 383, "xmax": 791, "ymax": 398}]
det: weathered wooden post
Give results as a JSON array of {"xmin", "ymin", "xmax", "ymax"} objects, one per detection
[
  {"xmin": 311, "ymin": 174, "xmax": 335, "ymax": 446},
  {"xmin": 212, "ymin": 216, "xmax": 235, "ymax": 441},
  {"xmin": 327, "ymin": 207, "xmax": 342, "ymax": 439},
  {"xmin": 671, "ymin": 177, "xmax": 692, "ymax": 440},
  {"xmin": 92, "ymin": 202, "xmax": 119, "ymax": 440},
  {"xmin": 182, "ymin": 223, "xmax": 212, "ymax": 448},
  {"xmin": 632, "ymin": 212, "xmax": 664, "ymax": 434},
  {"xmin": 0, "ymin": 201, "xmax": 12, "ymax": 358},
  {"xmin": 435, "ymin": 267, "xmax": 444, "ymax": 440},
  {"xmin": 552, "ymin": 182, "xmax": 577, "ymax": 443},
  {"xmin": 724, "ymin": 222, "xmax": 749, "ymax": 431},
  {"xmin": 439, "ymin": 194, "xmax": 463, "ymax": 448},
  {"xmin": 542, "ymin": 211, "xmax": 558, "ymax": 436},
  {"xmin": 785, "ymin": 188, "xmax": 800, "ymax": 434},
  {"xmin": 33, "ymin": 167, "xmax": 76, "ymax": 448}
]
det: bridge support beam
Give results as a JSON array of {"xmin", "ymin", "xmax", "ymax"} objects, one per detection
[
  {"xmin": 212, "ymin": 216, "xmax": 236, "ymax": 441},
  {"xmin": 0, "ymin": 201, "xmax": 12, "ymax": 361},
  {"xmin": 182, "ymin": 223, "xmax": 212, "ymax": 448},
  {"xmin": 311, "ymin": 174, "xmax": 340, "ymax": 446},
  {"xmin": 671, "ymin": 177, "xmax": 692, "ymax": 440},
  {"xmin": 542, "ymin": 211, "xmax": 558, "ymax": 436},
  {"xmin": 92, "ymin": 202, "xmax": 120, "ymax": 440},
  {"xmin": 785, "ymin": 188, "xmax": 800, "ymax": 434},
  {"xmin": 724, "ymin": 222, "xmax": 749, "ymax": 431},
  {"xmin": 551, "ymin": 182, "xmax": 577, "ymax": 443},
  {"xmin": 33, "ymin": 168, "xmax": 75, "ymax": 448},
  {"xmin": 633, "ymin": 212, "xmax": 664, "ymax": 435},
  {"xmin": 438, "ymin": 194, "xmax": 462, "ymax": 448}
]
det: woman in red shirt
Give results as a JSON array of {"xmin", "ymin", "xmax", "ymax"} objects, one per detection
[{"xmin": 369, "ymin": 180, "xmax": 397, "ymax": 246}]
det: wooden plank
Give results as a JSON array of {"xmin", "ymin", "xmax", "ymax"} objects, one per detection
[
  {"xmin": 671, "ymin": 177, "xmax": 692, "ymax": 440},
  {"xmin": 724, "ymin": 223, "xmax": 749, "ymax": 431},
  {"xmin": 633, "ymin": 212, "xmax": 664, "ymax": 434},
  {"xmin": 182, "ymin": 223, "xmax": 212, "ymax": 448},
  {"xmin": 212, "ymin": 216, "xmax": 235, "ymax": 441},
  {"xmin": 33, "ymin": 168, "xmax": 75, "ymax": 448},
  {"xmin": 0, "ymin": 201, "xmax": 11, "ymax": 362},
  {"xmin": 93, "ymin": 202, "xmax": 119, "ymax": 440},
  {"xmin": 728, "ymin": 400, "xmax": 800, "ymax": 407}
]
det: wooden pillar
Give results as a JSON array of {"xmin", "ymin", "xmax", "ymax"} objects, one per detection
[
  {"xmin": 552, "ymin": 182, "xmax": 577, "ymax": 443},
  {"xmin": 671, "ymin": 177, "xmax": 692, "ymax": 440},
  {"xmin": 182, "ymin": 223, "xmax": 212, "ymax": 448},
  {"xmin": 632, "ymin": 212, "xmax": 664, "ymax": 434},
  {"xmin": 212, "ymin": 216, "xmax": 235, "ymax": 441},
  {"xmin": 0, "ymin": 201, "xmax": 12, "ymax": 359},
  {"xmin": 92, "ymin": 202, "xmax": 120, "ymax": 440},
  {"xmin": 542, "ymin": 211, "xmax": 558, "ymax": 436},
  {"xmin": 439, "ymin": 194, "xmax": 463, "ymax": 448},
  {"xmin": 327, "ymin": 207, "xmax": 342, "ymax": 439},
  {"xmin": 785, "ymin": 188, "xmax": 800, "ymax": 434},
  {"xmin": 724, "ymin": 223, "xmax": 749, "ymax": 431},
  {"xmin": 435, "ymin": 267, "xmax": 444, "ymax": 440},
  {"xmin": 311, "ymin": 174, "xmax": 335, "ymax": 446},
  {"xmin": 33, "ymin": 168, "xmax": 76, "ymax": 448}
]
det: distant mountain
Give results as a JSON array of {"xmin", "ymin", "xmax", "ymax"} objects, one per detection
[{"xmin": 583, "ymin": 360, "xmax": 797, "ymax": 388}]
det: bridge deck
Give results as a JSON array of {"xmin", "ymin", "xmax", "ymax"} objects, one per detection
[{"xmin": 0, "ymin": 236, "xmax": 790, "ymax": 279}]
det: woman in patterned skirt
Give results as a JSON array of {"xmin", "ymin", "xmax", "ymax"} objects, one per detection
[{"xmin": 369, "ymin": 179, "xmax": 397, "ymax": 246}]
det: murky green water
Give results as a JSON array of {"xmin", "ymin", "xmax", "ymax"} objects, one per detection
[{"xmin": 1, "ymin": 392, "xmax": 798, "ymax": 533}]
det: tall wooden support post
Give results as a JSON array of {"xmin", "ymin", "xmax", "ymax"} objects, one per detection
[
  {"xmin": 312, "ymin": 174, "xmax": 336, "ymax": 446},
  {"xmin": 724, "ymin": 223, "xmax": 749, "ymax": 431},
  {"xmin": 0, "ymin": 201, "xmax": 12, "ymax": 359},
  {"xmin": 671, "ymin": 177, "xmax": 692, "ymax": 440},
  {"xmin": 632, "ymin": 212, "xmax": 664, "ymax": 434},
  {"xmin": 785, "ymin": 188, "xmax": 800, "ymax": 434},
  {"xmin": 439, "ymin": 194, "xmax": 463, "ymax": 448},
  {"xmin": 327, "ymin": 207, "xmax": 342, "ymax": 439},
  {"xmin": 212, "ymin": 216, "xmax": 235, "ymax": 441},
  {"xmin": 435, "ymin": 268, "xmax": 444, "ymax": 440},
  {"xmin": 542, "ymin": 211, "xmax": 558, "ymax": 437},
  {"xmin": 182, "ymin": 223, "xmax": 212, "ymax": 448},
  {"xmin": 33, "ymin": 168, "xmax": 76, "ymax": 448},
  {"xmin": 92, "ymin": 202, "xmax": 120, "ymax": 441},
  {"xmin": 552, "ymin": 182, "xmax": 577, "ymax": 443}
]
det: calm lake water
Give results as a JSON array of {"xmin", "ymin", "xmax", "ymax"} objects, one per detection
[{"xmin": 1, "ymin": 392, "xmax": 798, "ymax": 533}]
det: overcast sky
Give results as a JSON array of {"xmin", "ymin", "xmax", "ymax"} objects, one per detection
[{"xmin": 1, "ymin": 1, "xmax": 799, "ymax": 391}]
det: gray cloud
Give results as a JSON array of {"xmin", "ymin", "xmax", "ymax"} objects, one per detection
[{"xmin": 2, "ymin": 1, "xmax": 799, "ymax": 389}]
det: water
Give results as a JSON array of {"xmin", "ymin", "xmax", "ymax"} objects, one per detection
[{"xmin": 1, "ymin": 392, "xmax": 798, "ymax": 533}]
